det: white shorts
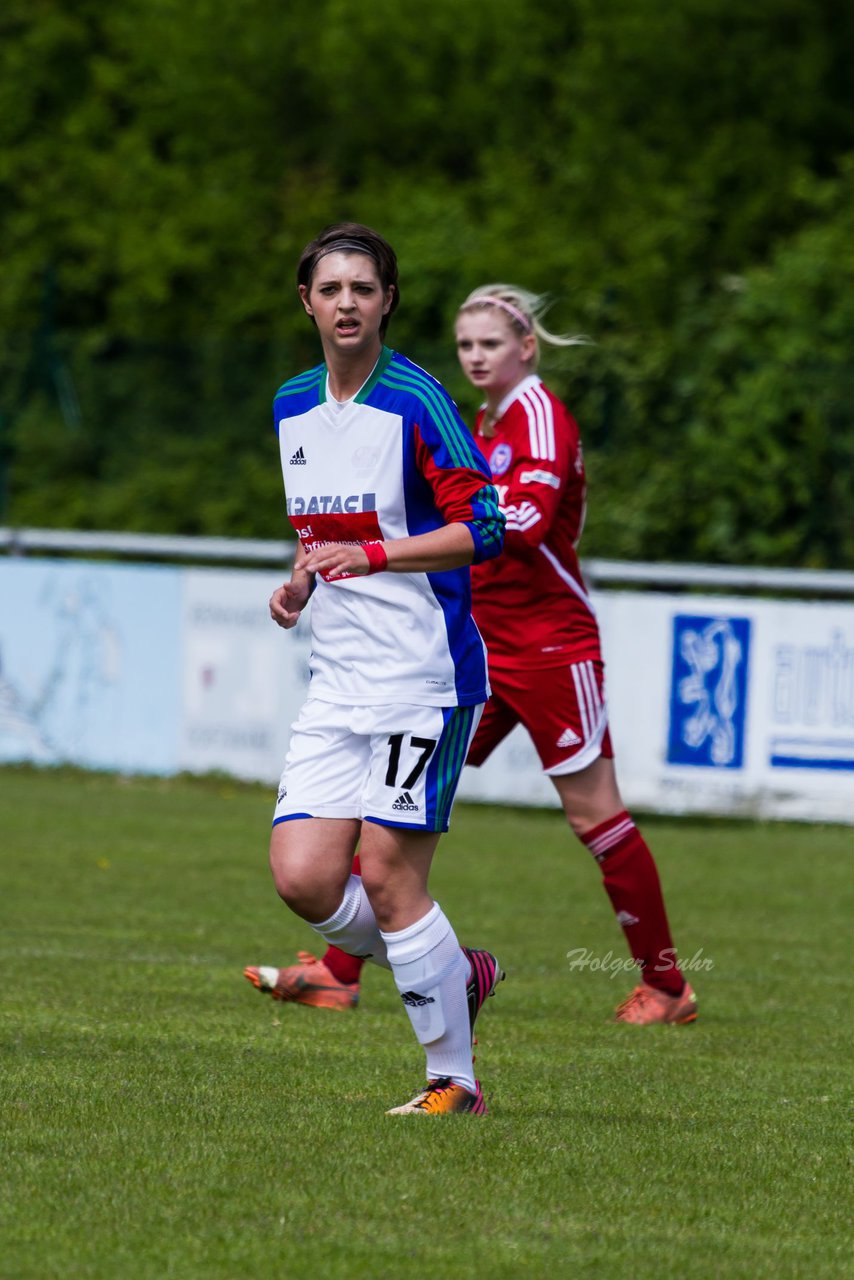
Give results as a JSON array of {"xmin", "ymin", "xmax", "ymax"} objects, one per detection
[{"xmin": 274, "ymin": 698, "xmax": 484, "ymax": 833}]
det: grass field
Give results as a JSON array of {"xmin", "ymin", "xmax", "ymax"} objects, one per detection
[{"xmin": 0, "ymin": 765, "xmax": 851, "ymax": 1280}]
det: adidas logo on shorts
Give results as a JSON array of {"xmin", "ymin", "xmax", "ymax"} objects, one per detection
[
  {"xmin": 392, "ymin": 791, "xmax": 419, "ymax": 812},
  {"xmin": 289, "ymin": 446, "xmax": 307, "ymax": 465},
  {"xmin": 556, "ymin": 727, "xmax": 582, "ymax": 748}
]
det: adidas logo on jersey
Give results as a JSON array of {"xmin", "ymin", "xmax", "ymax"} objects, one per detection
[
  {"xmin": 616, "ymin": 910, "xmax": 640, "ymax": 927},
  {"xmin": 400, "ymin": 990, "xmax": 435, "ymax": 1007},
  {"xmin": 556, "ymin": 727, "xmax": 582, "ymax": 748},
  {"xmin": 289, "ymin": 446, "xmax": 307, "ymax": 465},
  {"xmin": 392, "ymin": 791, "xmax": 419, "ymax": 812}
]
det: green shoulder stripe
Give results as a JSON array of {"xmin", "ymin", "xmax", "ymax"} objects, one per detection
[
  {"xmin": 378, "ymin": 361, "xmax": 474, "ymax": 468},
  {"xmin": 274, "ymin": 364, "xmax": 325, "ymax": 400}
]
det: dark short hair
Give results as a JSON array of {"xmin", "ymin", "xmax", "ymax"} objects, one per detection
[{"xmin": 296, "ymin": 222, "xmax": 400, "ymax": 336}]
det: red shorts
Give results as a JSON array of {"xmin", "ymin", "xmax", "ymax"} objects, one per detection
[{"xmin": 467, "ymin": 659, "xmax": 613, "ymax": 775}]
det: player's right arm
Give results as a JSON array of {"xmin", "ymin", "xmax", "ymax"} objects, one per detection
[{"xmin": 269, "ymin": 540, "xmax": 314, "ymax": 629}]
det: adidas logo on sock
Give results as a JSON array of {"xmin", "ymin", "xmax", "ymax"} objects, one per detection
[
  {"xmin": 616, "ymin": 910, "xmax": 640, "ymax": 926},
  {"xmin": 392, "ymin": 791, "xmax": 419, "ymax": 812},
  {"xmin": 289, "ymin": 446, "xmax": 307, "ymax": 465},
  {"xmin": 400, "ymin": 990, "xmax": 435, "ymax": 1007},
  {"xmin": 556, "ymin": 727, "xmax": 582, "ymax": 748}
]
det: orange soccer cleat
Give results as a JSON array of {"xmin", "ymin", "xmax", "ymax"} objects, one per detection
[
  {"xmin": 243, "ymin": 951, "xmax": 359, "ymax": 1012},
  {"xmin": 386, "ymin": 1077, "xmax": 486, "ymax": 1116},
  {"xmin": 614, "ymin": 980, "xmax": 698, "ymax": 1025}
]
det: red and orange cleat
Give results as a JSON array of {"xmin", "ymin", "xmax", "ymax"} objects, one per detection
[
  {"xmin": 614, "ymin": 981, "xmax": 698, "ymax": 1025},
  {"xmin": 386, "ymin": 1077, "xmax": 486, "ymax": 1116},
  {"xmin": 244, "ymin": 951, "xmax": 359, "ymax": 1012}
]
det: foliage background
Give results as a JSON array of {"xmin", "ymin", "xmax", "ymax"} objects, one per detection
[{"xmin": 2, "ymin": 0, "xmax": 853, "ymax": 565}]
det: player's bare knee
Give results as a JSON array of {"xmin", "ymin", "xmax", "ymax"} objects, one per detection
[
  {"xmin": 565, "ymin": 811, "xmax": 590, "ymax": 840},
  {"xmin": 359, "ymin": 873, "xmax": 395, "ymax": 930},
  {"xmin": 269, "ymin": 858, "xmax": 323, "ymax": 920}
]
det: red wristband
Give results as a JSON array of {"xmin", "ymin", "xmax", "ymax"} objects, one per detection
[{"xmin": 363, "ymin": 541, "xmax": 388, "ymax": 574}]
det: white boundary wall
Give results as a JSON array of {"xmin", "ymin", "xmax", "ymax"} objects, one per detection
[
  {"xmin": 459, "ymin": 591, "xmax": 854, "ymax": 824},
  {"xmin": 1, "ymin": 532, "xmax": 852, "ymax": 824}
]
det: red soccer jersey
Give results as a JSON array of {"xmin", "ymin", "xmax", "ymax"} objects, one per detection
[{"xmin": 470, "ymin": 375, "xmax": 602, "ymax": 670}]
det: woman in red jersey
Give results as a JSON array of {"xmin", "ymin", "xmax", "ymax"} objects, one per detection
[
  {"xmin": 454, "ymin": 284, "xmax": 696, "ymax": 1024},
  {"xmin": 247, "ymin": 283, "xmax": 698, "ymax": 1026}
]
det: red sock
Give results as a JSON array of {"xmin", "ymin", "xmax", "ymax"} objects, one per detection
[
  {"xmin": 322, "ymin": 853, "xmax": 366, "ymax": 986},
  {"xmin": 323, "ymin": 946, "xmax": 365, "ymax": 986},
  {"xmin": 581, "ymin": 811, "xmax": 684, "ymax": 995}
]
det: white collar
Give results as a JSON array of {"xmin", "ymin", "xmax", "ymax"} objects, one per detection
[{"xmin": 490, "ymin": 374, "xmax": 542, "ymax": 422}]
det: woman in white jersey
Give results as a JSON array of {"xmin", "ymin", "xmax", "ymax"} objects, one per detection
[{"xmin": 264, "ymin": 224, "xmax": 506, "ymax": 1114}]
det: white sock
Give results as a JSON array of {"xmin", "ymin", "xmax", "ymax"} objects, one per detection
[
  {"xmin": 382, "ymin": 902, "xmax": 475, "ymax": 1093},
  {"xmin": 311, "ymin": 875, "xmax": 390, "ymax": 969}
]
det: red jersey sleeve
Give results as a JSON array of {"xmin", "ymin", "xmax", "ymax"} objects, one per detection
[{"xmin": 413, "ymin": 424, "xmax": 505, "ymax": 564}]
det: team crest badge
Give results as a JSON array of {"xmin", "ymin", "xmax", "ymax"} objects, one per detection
[{"xmin": 490, "ymin": 443, "xmax": 513, "ymax": 476}]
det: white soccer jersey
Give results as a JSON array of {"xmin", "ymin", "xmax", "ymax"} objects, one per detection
[{"xmin": 274, "ymin": 348, "xmax": 504, "ymax": 707}]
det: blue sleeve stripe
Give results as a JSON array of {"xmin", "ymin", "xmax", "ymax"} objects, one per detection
[{"xmin": 379, "ymin": 364, "xmax": 481, "ymax": 471}]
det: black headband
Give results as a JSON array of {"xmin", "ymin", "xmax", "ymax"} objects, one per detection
[{"xmin": 310, "ymin": 239, "xmax": 381, "ymax": 270}]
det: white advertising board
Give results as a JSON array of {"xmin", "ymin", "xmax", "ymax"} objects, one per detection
[
  {"xmin": 2, "ymin": 558, "xmax": 851, "ymax": 823},
  {"xmin": 460, "ymin": 591, "xmax": 854, "ymax": 824},
  {"xmin": 178, "ymin": 567, "xmax": 311, "ymax": 783},
  {"xmin": 0, "ymin": 558, "xmax": 183, "ymax": 774}
]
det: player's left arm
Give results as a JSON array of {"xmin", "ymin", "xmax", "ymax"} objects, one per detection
[
  {"xmin": 301, "ymin": 391, "xmax": 505, "ymax": 579},
  {"xmin": 411, "ymin": 397, "xmax": 505, "ymax": 565}
]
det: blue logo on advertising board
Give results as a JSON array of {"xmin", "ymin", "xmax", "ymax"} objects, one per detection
[{"xmin": 667, "ymin": 615, "xmax": 751, "ymax": 768}]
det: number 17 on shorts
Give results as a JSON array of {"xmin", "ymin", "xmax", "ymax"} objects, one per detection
[{"xmin": 274, "ymin": 700, "xmax": 483, "ymax": 833}]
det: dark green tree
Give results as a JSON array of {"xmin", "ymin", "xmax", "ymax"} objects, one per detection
[{"xmin": 1, "ymin": 0, "xmax": 852, "ymax": 564}]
